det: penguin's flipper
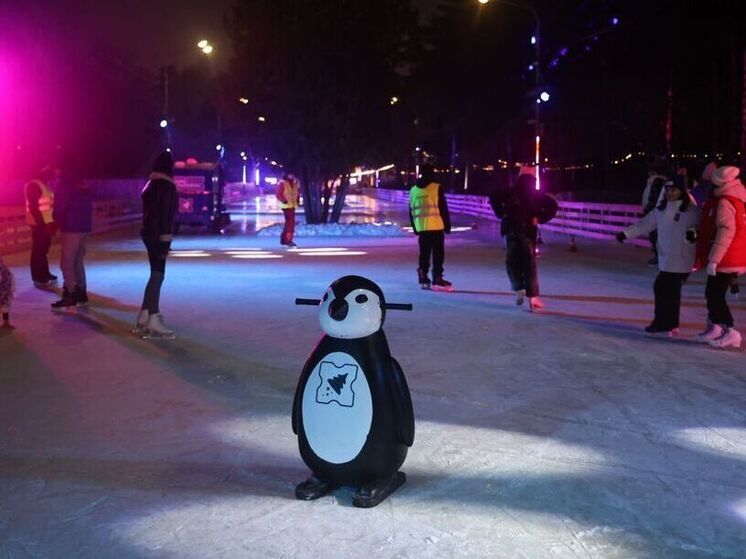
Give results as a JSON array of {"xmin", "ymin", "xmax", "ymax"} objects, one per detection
[
  {"xmin": 389, "ymin": 357, "xmax": 415, "ymax": 446},
  {"xmin": 292, "ymin": 360, "xmax": 312, "ymax": 435}
]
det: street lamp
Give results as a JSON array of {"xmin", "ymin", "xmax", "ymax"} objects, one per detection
[
  {"xmin": 478, "ymin": 0, "xmax": 542, "ymax": 190},
  {"xmin": 238, "ymin": 97, "xmax": 249, "ymax": 104}
]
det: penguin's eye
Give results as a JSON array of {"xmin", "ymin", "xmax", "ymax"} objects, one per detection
[
  {"xmin": 322, "ymin": 293, "xmax": 329, "ymax": 302},
  {"xmin": 355, "ymin": 294, "xmax": 368, "ymax": 304}
]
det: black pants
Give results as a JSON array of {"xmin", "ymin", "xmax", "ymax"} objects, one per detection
[
  {"xmin": 30, "ymin": 225, "xmax": 53, "ymax": 282},
  {"xmin": 418, "ymin": 231, "xmax": 445, "ymax": 277},
  {"xmin": 505, "ymin": 233, "xmax": 539, "ymax": 296},
  {"xmin": 141, "ymin": 238, "xmax": 171, "ymax": 314},
  {"xmin": 706, "ymin": 272, "xmax": 737, "ymax": 327},
  {"xmin": 652, "ymin": 272, "xmax": 689, "ymax": 330}
]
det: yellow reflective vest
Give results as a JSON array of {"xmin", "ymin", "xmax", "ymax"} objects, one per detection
[
  {"xmin": 409, "ymin": 182, "xmax": 444, "ymax": 232},
  {"xmin": 277, "ymin": 179, "xmax": 300, "ymax": 209},
  {"xmin": 25, "ymin": 179, "xmax": 54, "ymax": 226}
]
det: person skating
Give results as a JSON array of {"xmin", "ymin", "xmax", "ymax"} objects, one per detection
[
  {"xmin": 692, "ymin": 165, "xmax": 746, "ymax": 349},
  {"xmin": 277, "ymin": 174, "xmax": 300, "ymax": 248},
  {"xmin": 409, "ymin": 164, "xmax": 452, "ymax": 290},
  {"xmin": 0, "ymin": 256, "xmax": 15, "ymax": 330},
  {"xmin": 51, "ymin": 160, "xmax": 93, "ymax": 309},
  {"xmin": 489, "ymin": 168, "xmax": 557, "ymax": 311},
  {"xmin": 617, "ymin": 176, "xmax": 700, "ymax": 336},
  {"xmin": 136, "ymin": 151, "xmax": 179, "ymax": 337},
  {"xmin": 24, "ymin": 166, "xmax": 58, "ymax": 287}
]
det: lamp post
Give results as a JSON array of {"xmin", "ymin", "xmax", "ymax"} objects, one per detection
[
  {"xmin": 161, "ymin": 39, "xmax": 215, "ymax": 150},
  {"xmin": 478, "ymin": 0, "xmax": 542, "ymax": 190}
]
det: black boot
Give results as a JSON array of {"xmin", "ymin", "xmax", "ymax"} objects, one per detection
[
  {"xmin": 295, "ymin": 476, "xmax": 338, "ymax": 500},
  {"xmin": 76, "ymin": 287, "xmax": 89, "ymax": 306},
  {"xmin": 352, "ymin": 471, "xmax": 406, "ymax": 508},
  {"xmin": 432, "ymin": 275, "xmax": 453, "ymax": 290},
  {"xmin": 417, "ymin": 268, "xmax": 431, "ymax": 289},
  {"xmin": 51, "ymin": 288, "xmax": 76, "ymax": 309}
]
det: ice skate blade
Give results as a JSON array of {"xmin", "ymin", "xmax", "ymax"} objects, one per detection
[
  {"xmin": 51, "ymin": 306, "xmax": 77, "ymax": 313},
  {"xmin": 353, "ymin": 471, "xmax": 406, "ymax": 508},
  {"xmin": 419, "ymin": 284, "xmax": 431, "ymax": 290},
  {"xmin": 295, "ymin": 477, "xmax": 338, "ymax": 501},
  {"xmin": 431, "ymin": 285, "xmax": 453, "ymax": 292}
]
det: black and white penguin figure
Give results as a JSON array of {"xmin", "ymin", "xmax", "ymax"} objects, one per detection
[{"xmin": 292, "ymin": 275, "xmax": 415, "ymax": 508}]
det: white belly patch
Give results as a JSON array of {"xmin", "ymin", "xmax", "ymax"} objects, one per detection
[{"xmin": 302, "ymin": 351, "xmax": 373, "ymax": 464}]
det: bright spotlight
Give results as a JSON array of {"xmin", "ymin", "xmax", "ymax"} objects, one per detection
[
  {"xmin": 159, "ymin": 119, "xmax": 168, "ymax": 128},
  {"xmin": 197, "ymin": 39, "xmax": 208, "ymax": 49},
  {"xmin": 540, "ymin": 91, "xmax": 550, "ymax": 102}
]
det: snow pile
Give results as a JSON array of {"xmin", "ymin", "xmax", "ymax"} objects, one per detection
[{"xmin": 256, "ymin": 221, "xmax": 407, "ymax": 237}]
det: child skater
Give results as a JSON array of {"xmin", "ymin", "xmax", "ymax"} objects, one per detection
[
  {"xmin": 616, "ymin": 176, "xmax": 700, "ymax": 336},
  {"xmin": 0, "ymin": 256, "xmax": 15, "ymax": 330},
  {"xmin": 692, "ymin": 165, "xmax": 746, "ymax": 349}
]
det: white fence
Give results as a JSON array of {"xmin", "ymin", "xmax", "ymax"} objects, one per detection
[
  {"xmin": 0, "ymin": 199, "xmax": 142, "ymax": 255},
  {"xmin": 363, "ymin": 188, "xmax": 649, "ymax": 247}
]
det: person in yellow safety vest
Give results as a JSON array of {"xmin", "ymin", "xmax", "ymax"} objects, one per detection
[
  {"xmin": 24, "ymin": 166, "xmax": 59, "ymax": 287},
  {"xmin": 277, "ymin": 173, "xmax": 300, "ymax": 247},
  {"xmin": 409, "ymin": 164, "xmax": 452, "ymax": 290}
]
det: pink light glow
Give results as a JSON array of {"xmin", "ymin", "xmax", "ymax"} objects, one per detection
[{"xmin": 535, "ymin": 135, "xmax": 541, "ymax": 190}]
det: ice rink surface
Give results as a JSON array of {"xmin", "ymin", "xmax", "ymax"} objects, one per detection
[{"xmin": 2, "ymin": 198, "xmax": 745, "ymax": 558}]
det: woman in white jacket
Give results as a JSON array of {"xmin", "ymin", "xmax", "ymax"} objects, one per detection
[{"xmin": 616, "ymin": 176, "xmax": 700, "ymax": 336}]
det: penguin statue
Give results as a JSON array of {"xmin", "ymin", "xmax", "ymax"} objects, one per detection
[{"xmin": 292, "ymin": 275, "xmax": 415, "ymax": 508}]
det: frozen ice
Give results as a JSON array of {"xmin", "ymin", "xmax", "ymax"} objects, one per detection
[{"xmin": 1, "ymin": 199, "xmax": 745, "ymax": 558}]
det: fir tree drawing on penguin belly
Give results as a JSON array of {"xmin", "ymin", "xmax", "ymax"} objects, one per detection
[{"xmin": 292, "ymin": 275, "xmax": 415, "ymax": 508}]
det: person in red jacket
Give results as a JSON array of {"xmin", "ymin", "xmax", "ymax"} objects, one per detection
[{"xmin": 693, "ymin": 165, "xmax": 746, "ymax": 349}]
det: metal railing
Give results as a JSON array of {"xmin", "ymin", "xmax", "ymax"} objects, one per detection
[{"xmin": 364, "ymin": 188, "xmax": 649, "ymax": 247}]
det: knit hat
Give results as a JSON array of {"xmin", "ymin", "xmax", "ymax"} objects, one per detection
[
  {"xmin": 152, "ymin": 151, "xmax": 174, "ymax": 176},
  {"xmin": 701, "ymin": 162, "xmax": 717, "ymax": 181},
  {"xmin": 711, "ymin": 165, "xmax": 740, "ymax": 186},
  {"xmin": 664, "ymin": 175, "xmax": 686, "ymax": 190}
]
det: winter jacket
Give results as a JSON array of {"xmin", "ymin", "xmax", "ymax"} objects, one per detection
[
  {"xmin": 409, "ymin": 180, "xmax": 451, "ymax": 233},
  {"xmin": 53, "ymin": 179, "xmax": 93, "ymax": 233},
  {"xmin": 489, "ymin": 175, "xmax": 558, "ymax": 239},
  {"xmin": 141, "ymin": 172, "xmax": 178, "ymax": 241},
  {"xmin": 695, "ymin": 179, "xmax": 746, "ymax": 274},
  {"xmin": 624, "ymin": 196, "xmax": 700, "ymax": 273},
  {"xmin": 24, "ymin": 179, "xmax": 54, "ymax": 226},
  {"xmin": 277, "ymin": 179, "xmax": 300, "ymax": 209}
]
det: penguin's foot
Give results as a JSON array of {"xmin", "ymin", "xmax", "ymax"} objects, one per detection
[
  {"xmin": 352, "ymin": 471, "xmax": 406, "ymax": 508},
  {"xmin": 295, "ymin": 476, "xmax": 338, "ymax": 501}
]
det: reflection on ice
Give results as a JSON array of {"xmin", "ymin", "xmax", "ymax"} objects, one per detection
[{"xmin": 672, "ymin": 428, "xmax": 746, "ymax": 460}]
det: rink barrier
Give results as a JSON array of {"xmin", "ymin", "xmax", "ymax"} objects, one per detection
[
  {"xmin": 0, "ymin": 200, "xmax": 141, "ymax": 254},
  {"xmin": 363, "ymin": 188, "xmax": 650, "ymax": 248}
]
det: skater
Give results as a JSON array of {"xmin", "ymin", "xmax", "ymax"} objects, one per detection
[
  {"xmin": 489, "ymin": 168, "xmax": 557, "ymax": 311},
  {"xmin": 136, "ymin": 151, "xmax": 178, "ymax": 337},
  {"xmin": 641, "ymin": 163, "xmax": 668, "ymax": 267},
  {"xmin": 692, "ymin": 165, "xmax": 746, "ymax": 349},
  {"xmin": 616, "ymin": 176, "xmax": 700, "ymax": 336},
  {"xmin": 277, "ymin": 173, "xmax": 300, "ymax": 248},
  {"xmin": 690, "ymin": 161, "xmax": 717, "ymax": 207},
  {"xmin": 51, "ymin": 160, "xmax": 93, "ymax": 309},
  {"xmin": 24, "ymin": 166, "xmax": 58, "ymax": 287},
  {"xmin": 0, "ymin": 256, "xmax": 15, "ymax": 330},
  {"xmin": 409, "ymin": 164, "xmax": 452, "ymax": 290}
]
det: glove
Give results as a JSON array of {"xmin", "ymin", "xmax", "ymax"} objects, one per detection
[
  {"xmin": 706, "ymin": 262, "xmax": 717, "ymax": 277},
  {"xmin": 615, "ymin": 232, "xmax": 626, "ymax": 243},
  {"xmin": 685, "ymin": 229, "xmax": 698, "ymax": 243}
]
